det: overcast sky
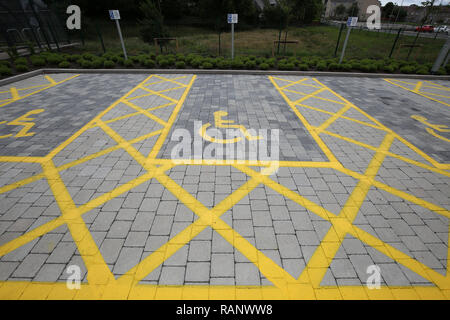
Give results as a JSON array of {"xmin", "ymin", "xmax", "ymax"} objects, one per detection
[{"xmin": 379, "ymin": 0, "xmax": 449, "ymax": 5}]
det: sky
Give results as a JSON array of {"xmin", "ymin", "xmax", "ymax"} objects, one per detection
[{"xmin": 379, "ymin": 0, "xmax": 449, "ymax": 5}]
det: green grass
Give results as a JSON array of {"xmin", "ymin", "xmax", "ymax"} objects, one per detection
[{"xmin": 35, "ymin": 21, "xmax": 450, "ymax": 64}]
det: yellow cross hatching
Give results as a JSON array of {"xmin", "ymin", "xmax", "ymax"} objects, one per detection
[
  {"xmin": 0, "ymin": 74, "xmax": 449, "ymax": 300},
  {"xmin": 385, "ymin": 79, "xmax": 450, "ymax": 107},
  {"xmin": 0, "ymin": 74, "xmax": 80, "ymax": 108}
]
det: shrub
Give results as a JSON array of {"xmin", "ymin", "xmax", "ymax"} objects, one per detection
[
  {"xmin": 202, "ymin": 61, "xmax": 213, "ymax": 69},
  {"xmin": 400, "ymin": 65, "xmax": 415, "ymax": 74},
  {"xmin": 445, "ymin": 64, "xmax": 450, "ymax": 74},
  {"xmin": 68, "ymin": 54, "xmax": 81, "ymax": 62},
  {"xmin": 266, "ymin": 58, "xmax": 276, "ymax": 67},
  {"xmin": 159, "ymin": 59, "xmax": 171, "ymax": 68},
  {"xmin": 30, "ymin": 56, "xmax": 46, "ymax": 67},
  {"xmin": 436, "ymin": 67, "xmax": 446, "ymax": 75},
  {"xmin": 81, "ymin": 60, "xmax": 93, "ymax": 68},
  {"xmin": 259, "ymin": 63, "xmax": 270, "ymax": 70},
  {"xmin": 191, "ymin": 57, "xmax": 203, "ymax": 68},
  {"xmin": 298, "ymin": 63, "xmax": 308, "ymax": 71},
  {"xmin": 103, "ymin": 60, "xmax": 115, "ymax": 68},
  {"xmin": 328, "ymin": 63, "xmax": 340, "ymax": 71},
  {"xmin": 341, "ymin": 64, "xmax": 352, "ymax": 71},
  {"xmin": 92, "ymin": 58, "xmax": 105, "ymax": 68},
  {"xmin": 47, "ymin": 54, "xmax": 64, "ymax": 65},
  {"xmin": 0, "ymin": 65, "xmax": 12, "ymax": 76},
  {"xmin": 124, "ymin": 59, "xmax": 134, "ymax": 67},
  {"xmin": 176, "ymin": 53, "xmax": 185, "ymax": 61},
  {"xmin": 116, "ymin": 57, "xmax": 125, "ymax": 65},
  {"xmin": 0, "ymin": 60, "xmax": 11, "ymax": 67},
  {"xmin": 58, "ymin": 61, "xmax": 71, "ymax": 68},
  {"xmin": 416, "ymin": 67, "xmax": 429, "ymax": 75},
  {"xmin": 16, "ymin": 64, "xmax": 29, "ymax": 72},
  {"xmin": 175, "ymin": 61, "xmax": 186, "ymax": 69},
  {"xmin": 217, "ymin": 59, "xmax": 231, "ymax": 69},
  {"xmin": 382, "ymin": 65, "xmax": 395, "ymax": 73},
  {"xmin": 316, "ymin": 62, "xmax": 327, "ymax": 71},
  {"xmin": 130, "ymin": 56, "xmax": 140, "ymax": 63},
  {"xmin": 231, "ymin": 59, "xmax": 244, "ymax": 69},
  {"xmin": 82, "ymin": 53, "xmax": 95, "ymax": 61},
  {"xmin": 245, "ymin": 60, "xmax": 257, "ymax": 69},
  {"xmin": 144, "ymin": 59, "xmax": 156, "ymax": 68},
  {"xmin": 14, "ymin": 57, "xmax": 27, "ymax": 65}
]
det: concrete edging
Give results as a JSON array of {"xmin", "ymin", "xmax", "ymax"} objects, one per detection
[{"xmin": 1, "ymin": 68, "xmax": 449, "ymax": 86}]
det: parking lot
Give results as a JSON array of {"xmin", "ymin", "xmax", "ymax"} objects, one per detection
[{"xmin": 0, "ymin": 72, "xmax": 448, "ymax": 300}]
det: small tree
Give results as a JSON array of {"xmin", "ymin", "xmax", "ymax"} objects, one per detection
[
  {"xmin": 138, "ymin": 0, "xmax": 167, "ymax": 44},
  {"xmin": 335, "ymin": 4, "xmax": 346, "ymax": 18},
  {"xmin": 347, "ymin": 2, "xmax": 359, "ymax": 17}
]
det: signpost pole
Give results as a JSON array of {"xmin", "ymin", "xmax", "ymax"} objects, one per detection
[
  {"xmin": 115, "ymin": 19, "xmax": 127, "ymax": 60},
  {"xmin": 339, "ymin": 26, "xmax": 351, "ymax": 64},
  {"xmin": 231, "ymin": 22, "xmax": 234, "ymax": 60},
  {"xmin": 110, "ymin": 10, "xmax": 127, "ymax": 60}
]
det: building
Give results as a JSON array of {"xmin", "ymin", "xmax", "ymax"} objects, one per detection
[
  {"xmin": 323, "ymin": 0, "xmax": 381, "ymax": 21},
  {"xmin": 403, "ymin": 4, "xmax": 450, "ymax": 24},
  {"xmin": 254, "ymin": 0, "xmax": 277, "ymax": 11}
]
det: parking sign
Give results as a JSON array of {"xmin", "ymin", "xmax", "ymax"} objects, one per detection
[
  {"xmin": 347, "ymin": 16, "xmax": 358, "ymax": 27},
  {"xmin": 109, "ymin": 10, "xmax": 120, "ymax": 20},
  {"xmin": 227, "ymin": 14, "xmax": 238, "ymax": 24}
]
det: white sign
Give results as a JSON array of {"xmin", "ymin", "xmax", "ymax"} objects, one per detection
[
  {"xmin": 347, "ymin": 16, "xmax": 358, "ymax": 27},
  {"xmin": 109, "ymin": 10, "xmax": 120, "ymax": 20},
  {"xmin": 227, "ymin": 14, "xmax": 238, "ymax": 24}
]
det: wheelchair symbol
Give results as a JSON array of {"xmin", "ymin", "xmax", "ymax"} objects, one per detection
[{"xmin": 199, "ymin": 110, "xmax": 263, "ymax": 144}]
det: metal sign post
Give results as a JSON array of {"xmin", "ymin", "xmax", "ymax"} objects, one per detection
[
  {"xmin": 339, "ymin": 17, "xmax": 358, "ymax": 64},
  {"xmin": 109, "ymin": 10, "xmax": 127, "ymax": 60},
  {"xmin": 228, "ymin": 14, "xmax": 238, "ymax": 60},
  {"xmin": 431, "ymin": 35, "xmax": 450, "ymax": 74}
]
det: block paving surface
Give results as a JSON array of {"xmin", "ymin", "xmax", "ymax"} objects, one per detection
[{"xmin": 0, "ymin": 73, "xmax": 448, "ymax": 300}]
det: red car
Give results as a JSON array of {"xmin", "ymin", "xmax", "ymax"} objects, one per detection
[{"xmin": 415, "ymin": 25, "xmax": 434, "ymax": 32}]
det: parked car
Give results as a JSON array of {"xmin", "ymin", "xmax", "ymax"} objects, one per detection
[
  {"xmin": 415, "ymin": 25, "xmax": 434, "ymax": 32},
  {"xmin": 434, "ymin": 25, "xmax": 449, "ymax": 34}
]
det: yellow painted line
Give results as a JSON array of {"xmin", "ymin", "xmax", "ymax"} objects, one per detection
[
  {"xmin": 44, "ymin": 75, "xmax": 57, "ymax": 85},
  {"xmin": 47, "ymin": 75, "xmax": 155, "ymax": 160},
  {"xmin": 138, "ymin": 85, "xmax": 179, "ymax": 104},
  {"xmin": 336, "ymin": 166, "xmax": 450, "ymax": 218},
  {"xmin": 424, "ymin": 80, "xmax": 450, "ymax": 91},
  {"xmin": 315, "ymin": 104, "xmax": 351, "ymax": 134},
  {"xmin": 152, "ymin": 74, "xmax": 189, "ymax": 88},
  {"xmin": 148, "ymin": 75, "xmax": 196, "ymax": 159},
  {"xmin": 57, "ymin": 130, "xmax": 162, "ymax": 172},
  {"xmin": 142, "ymin": 76, "xmax": 188, "ymax": 88},
  {"xmin": 280, "ymin": 77, "xmax": 308, "ymax": 89},
  {"xmin": 298, "ymin": 133, "xmax": 395, "ymax": 287},
  {"xmin": 17, "ymin": 84, "xmax": 47, "ymax": 91},
  {"xmin": 0, "ymin": 217, "xmax": 64, "ymax": 257},
  {"xmin": 0, "ymin": 172, "xmax": 45, "ymax": 195},
  {"xmin": 155, "ymin": 158, "xmax": 335, "ymax": 168},
  {"xmin": 348, "ymin": 224, "xmax": 450, "ymax": 289},
  {"xmin": 127, "ymin": 86, "xmax": 185, "ymax": 102},
  {"xmin": 2, "ymin": 281, "xmax": 449, "ymax": 300},
  {"xmin": 0, "ymin": 156, "xmax": 45, "ymax": 163},
  {"xmin": 269, "ymin": 76, "xmax": 339, "ymax": 165},
  {"xmin": 293, "ymin": 87, "xmax": 327, "ymax": 105},
  {"xmin": 295, "ymin": 103, "xmax": 387, "ymax": 131},
  {"xmin": 9, "ymin": 88, "xmax": 19, "ymax": 100},
  {"xmin": 385, "ymin": 78, "xmax": 450, "ymax": 107},
  {"xmin": 271, "ymin": 76, "xmax": 321, "ymax": 89},
  {"xmin": 42, "ymin": 160, "xmax": 115, "ymax": 288},
  {"xmin": 413, "ymin": 81, "xmax": 423, "ymax": 92},
  {"xmin": 283, "ymin": 88, "xmax": 346, "ymax": 106},
  {"xmin": 121, "ymin": 99, "xmax": 167, "ymax": 126},
  {"xmin": 417, "ymin": 91, "xmax": 450, "ymax": 99},
  {"xmin": 321, "ymin": 130, "xmax": 449, "ymax": 177},
  {"xmin": 394, "ymin": 135, "xmax": 450, "ymax": 170},
  {"xmin": 0, "ymin": 74, "xmax": 80, "ymax": 108}
]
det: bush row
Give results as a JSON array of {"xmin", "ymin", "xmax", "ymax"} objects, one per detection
[{"xmin": 1, "ymin": 51, "xmax": 449, "ymax": 77}]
